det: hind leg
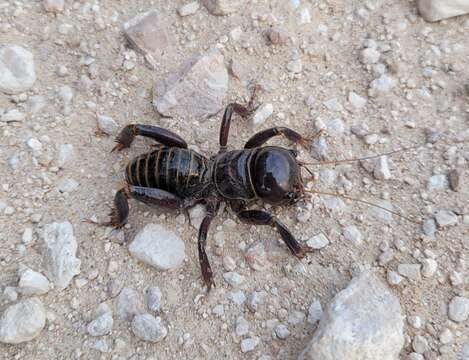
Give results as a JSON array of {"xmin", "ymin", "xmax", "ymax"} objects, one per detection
[{"xmin": 112, "ymin": 124, "xmax": 188, "ymax": 152}]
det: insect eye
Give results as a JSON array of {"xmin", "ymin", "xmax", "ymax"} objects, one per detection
[{"xmin": 289, "ymin": 149, "xmax": 299, "ymax": 158}]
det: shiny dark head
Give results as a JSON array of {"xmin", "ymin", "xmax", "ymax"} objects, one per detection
[{"xmin": 250, "ymin": 146, "xmax": 303, "ymax": 204}]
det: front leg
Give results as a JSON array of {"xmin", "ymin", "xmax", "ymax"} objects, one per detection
[
  {"xmin": 197, "ymin": 201, "xmax": 219, "ymax": 292},
  {"xmin": 112, "ymin": 124, "xmax": 188, "ymax": 152},
  {"xmin": 237, "ymin": 210, "xmax": 313, "ymax": 258},
  {"xmin": 244, "ymin": 127, "xmax": 316, "ymax": 149}
]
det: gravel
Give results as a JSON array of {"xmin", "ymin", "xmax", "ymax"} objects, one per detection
[
  {"xmin": 0, "ymin": 44, "xmax": 36, "ymax": 94},
  {"xmin": 306, "ymin": 233, "xmax": 329, "ymax": 250},
  {"xmin": 87, "ymin": 311, "xmax": 113, "ymax": 337},
  {"xmin": 448, "ymin": 296, "xmax": 469, "ymax": 323},
  {"xmin": 145, "ymin": 286, "xmax": 162, "ymax": 312},
  {"xmin": 18, "ymin": 269, "xmax": 50, "ymax": 295},
  {"xmin": 434, "ymin": 210, "xmax": 458, "ymax": 227},
  {"xmin": 97, "ymin": 115, "xmax": 118, "ymax": 135},
  {"xmin": 131, "ymin": 314, "xmax": 167, "ymax": 343},
  {"xmin": 116, "ymin": 287, "xmax": 145, "ymax": 321},
  {"xmin": 418, "ymin": 0, "xmax": 469, "ymax": 21},
  {"xmin": 202, "ymin": 0, "xmax": 242, "ymax": 15}
]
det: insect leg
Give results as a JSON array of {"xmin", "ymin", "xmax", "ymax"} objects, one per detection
[
  {"xmin": 127, "ymin": 185, "xmax": 186, "ymax": 209},
  {"xmin": 100, "ymin": 188, "xmax": 130, "ymax": 228},
  {"xmin": 112, "ymin": 124, "xmax": 188, "ymax": 152},
  {"xmin": 197, "ymin": 201, "xmax": 219, "ymax": 292},
  {"xmin": 237, "ymin": 210, "xmax": 313, "ymax": 258},
  {"xmin": 244, "ymin": 127, "xmax": 312, "ymax": 149}
]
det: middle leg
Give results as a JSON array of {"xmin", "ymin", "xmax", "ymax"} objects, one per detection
[
  {"xmin": 244, "ymin": 127, "xmax": 322, "ymax": 149},
  {"xmin": 197, "ymin": 201, "xmax": 219, "ymax": 292}
]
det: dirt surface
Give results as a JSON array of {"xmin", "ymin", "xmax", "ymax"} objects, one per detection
[{"xmin": 1, "ymin": 0, "xmax": 468, "ymax": 359}]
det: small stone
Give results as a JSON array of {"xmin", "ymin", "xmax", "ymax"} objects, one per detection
[
  {"xmin": 18, "ymin": 269, "xmax": 50, "ymax": 295},
  {"xmin": 374, "ymin": 156, "xmax": 391, "ymax": 180},
  {"xmin": 398, "ymin": 264, "xmax": 421, "ymax": 281},
  {"xmin": 43, "ymin": 222, "xmax": 81, "ymax": 290},
  {"xmin": 288, "ymin": 311, "xmax": 306, "ymax": 325},
  {"xmin": 408, "ymin": 315, "xmax": 422, "ymax": 329},
  {"xmin": 247, "ymin": 291, "xmax": 267, "ymax": 312},
  {"xmin": 27, "ymin": 138, "xmax": 42, "ymax": 152},
  {"xmin": 449, "ymin": 271, "xmax": 463, "ymax": 286},
  {"xmin": 387, "ymin": 270, "xmax": 403, "ymax": 286},
  {"xmin": 427, "ymin": 174, "xmax": 448, "ymax": 191},
  {"xmin": 22, "ymin": 228, "xmax": 34, "ymax": 244},
  {"xmin": 57, "ymin": 144, "xmax": 74, "ymax": 168},
  {"xmin": 323, "ymin": 98, "xmax": 343, "ymax": 112},
  {"xmin": 123, "ymin": 10, "xmax": 170, "ymax": 69},
  {"xmin": 418, "ymin": 0, "xmax": 469, "ymax": 22},
  {"xmin": 439, "ymin": 328, "xmax": 453, "ymax": 344},
  {"xmin": 307, "ymin": 299, "xmax": 323, "ymax": 325},
  {"xmin": 275, "ymin": 324, "xmax": 290, "ymax": 339},
  {"xmin": 0, "ymin": 298, "xmax": 46, "ymax": 344},
  {"xmin": 188, "ymin": 204, "xmax": 206, "ymax": 230},
  {"xmin": 131, "ymin": 314, "xmax": 167, "ymax": 343},
  {"xmin": 325, "ymin": 118, "xmax": 345, "ymax": 136},
  {"xmin": 27, "ymin": 95, "xmax": 46, "ymax": 114},
  {"xmin": 202, "ymin": 0, "xmax": 242, "ymax": 15},
  {"xmin": 222, "ymin": 256, "xmax": 236, "ymax": 271},
  {"xmin": 1, "ymin": 109, "xmax": 25, "ymax": 122},
  {"xmin": 87, "ymin": 311, "xmax": 113, "ymax": 337},
  {"xmin": 116, "ymin": 288, "xmax": 145, "ymax": 321},
  {"xmin": 448, "ymin": 169, "xmax": 460, "ymax": 191},
  {"xmin": 227, "ymin": 290, "xmax": 246, "ymax": 305},
  {"xmin": 241, "ymin": 337, "xmax": 260, "ymax": 353},
  {"xmin": 300, "ymin": 8, "xmax": 312, "ymax": 24},
  {"xmin": 212, "ymin": 304, "xmax": 224, "ymax": 317},
  {"xmin": 57, "ymin": 178, "xmax": 79, "ymax": 193},
  {"xmin": 235, "ymin": 316, "xmax": 249, "ymax": 336},
  {"xmin": 412, "ymin": 335, "xmax": 429, "ymax": 354},
  {"xmin": 421, "ymin": 258, "xmax": 438, "ymax": 277},
  {"xmin": 425, "ymin": 127, "xmax": 442, "ymax": 144},
  {"xmin": 153, "ymin": 48, "xmax": 228, "ymax": 120},
  {"xmin": 360, "ymin": 48, "xmax": 381, "ymax": 64},
  {"xmin": 223, "ymin": 272, "xmax": 245, "ymax": 287},
  {"xmin": 129, "ymin": 224, "xmax": 185, "ymax": 271},
  {"xmin": 448, "ymin": 296, "xmax": 469, "ymax": 322},
  {"xmin": 178, "ymin": 2, "xmax": 200, "ymax": 16},
  {"xmin": 287, "ymin": 59, "xmax": 303, "ymax": 73},
  {"xmin": 306, "ymin": 233, "xmax": 329, "ymax": 249},
  {"xmin": 0, "ymin": 45, "xmax": 36, "ymax": 95},
  {"xmin": 434, "ymin": 210, "xmax": 458, "ymax": 228},
  {"xmin": 266, "ymin": 28, "xmax": 289, "ymax": 45},
  {"xmin": 422, "ymin": 218, "xmax": 436, "ymax": 237},
  {"xmin": 368, "ymin": 75, "xmax": 396, "ymax": 97},
  {"xmin": 343, "ymin": 225, "xmax": 362, "ymax": 245},
  {"xmin": 348, "ymin": 92, "xmax": 367, "ymax": 109},
  {"xmin": 97, "ymin": 115, "xmax": 118, "ymax": 136},
  {"xmin": 145, "ymin": 286, "xmax": 162, "ymax": 312},
  {"xmin": 408, "ymin": 353, "xmax": 424, "ymax": 360},
  {"xmin": 2, "ymin": 287, "xmax": 18, "ymax": 302},
  {"xmin": 310, "ymin": 136, "xmax": 328, "ymax": 160},
  {"xmin": 252, "ymin": 103, "xmax": 273, "ymax": 126},
  {"xmin": 43, "ymin": 0, "xmax": 64, "ymax": 13},
  {"xmin": 245, "ymin": 241, "xmax": 269, "ymax": 271}
]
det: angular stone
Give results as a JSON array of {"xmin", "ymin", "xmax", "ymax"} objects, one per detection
[
  {"xmin": 0, "ymin": 45, "xmax": 36, "ymax": 95},
  {"xmin": 129, "ymin": 224, "xmax": 186, "ymax": 271},
  {"xmin": 434, "ymin": 210, "xmax": 458, "ymax": 227},
  {"xmin": 0, "ymin": 298, "xmax": 46, "ymax": 344},
  {"xmin": 42, "ymin": 222, "xmax": 81, "ymax": 290},
  {"xmin": 116, "ymin": 287, "xmax": 145, "ymax": 321},
  {"xmin": 418, "ymin": 0, "xmax": 469, "ymax": 22},
  {"xmin": 202, "ymin": 0, "xmax": 242, "ymax": 15},
  {"xmin": 299, "ymin": 271, "xmax": 404, "ymax": 360},
  {"xmin": 18, "ymin": 269, "xmax": 50, "ymax": 295},
  {"xmin": 87, "ymin": 311, "xmax": 113, "ymax": 336},
  {"xmin": 97, "ymin": 115, "xmax": 118, "ymax": 136},
  {"xmin": 178, "ymin": 2, "xmax": 200, "ymax": 16},
  {"xmin": 153, "ymin": 48, "xmax": 228, "ymax": 120},
  {"xmin": 306, "ymin": 233, "xmax": 329, "ymax": 249},
  {"xmin": 123, "ymin": 10, "xmax": 171, "ymax": 69},
  {"xmin": 448, "ymin": 296, "xmax": 469, "ymax": 322},
  {"xmin": 43, "ymin": 0, "xmax": 64, "ymax": 13},
  {"xmin": 131, "ymin": 314, "xmax": 167, "ymax": 342}
]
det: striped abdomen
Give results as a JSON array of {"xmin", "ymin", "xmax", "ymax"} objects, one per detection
[{"xmin": 125, "ymin": 147, "xmax": 209, "ymax": 197}]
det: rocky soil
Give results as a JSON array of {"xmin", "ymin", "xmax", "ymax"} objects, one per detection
[{"xmin": 1, "ymin": 0, "xmax": 468, "ymax": 359}]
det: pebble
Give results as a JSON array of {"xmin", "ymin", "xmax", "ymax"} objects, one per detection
[
  {"xmin": 57, "ymin": 144, "xmax": 74, "ymax": 168},
  {"xmin": 57, "ymin": 178, "xmax": 79, "ymax": 193},
  {"xmin": 439, "ymin": 328, "xmax": 453, "ymax": 344},
  {"xmin": 342, "ymin": 225, "xmax": 363, "ymax": 245},
  {"xmin": 427, "ymin": 174, "xmax": 448, "ymax": 191},
  {"xmin": 412, "ymin": 335, "xmax": 429, "ymax": 354},
  {"xmin": 422, "ymin": 218, "xmax": 436, "ymax": 237},
  {"xmin": 97, "ymin": 115, "xmax": 118, "ymax": 136},
  {"xmin": 252, "ymin": 103, "xmax": 273, "ymax": 126},
  {"xmin": 43, "ymin": 0, "xmax": 64, "ymax": 13},
  {"xmin": 306, "ymin": 233, "xmax": 329, "ymax": 250},
  {"xmin": 227, "ymin": 290, "xmax": 246, "ymax": 305},
  {"xmin": 87, "ymin": 311, "xmax": 113, "ymax": 337},
  {"xmin": 387, "ymin": 270, "xmax": 403, "ymax": 286},
  {"xmin": 27, "ymin": 138, "xmax": 43, "ymax": 152},
  {"xmin": 202, "ymin": 0, "xmax": 242, "ymax": 15},
  {"xmin": 434, "ymin": 210, "xmax": 458, "ymax": 227},
  {"xmin": 188, "ymin": 204, "xmax": 207, "ymax": 230},
  {"xmin": 287, "ymin": 59, "xmax": 303, "ymax": 74},
  {"xmin": 373, "ymin": 156, "xmax": 391, "ymax": 180},
  {"xmin": 421, "ymin": 258, "xmax": 438, "ymax": 277},
  {"xmin": 0, "ymin": 298, "xmax": 46, "ymax": 344},
  {"xmin": 22, "ymin": 228, "xmax": 33, "ymax": 244},
  {"xmin": 408, "ymin": 353, "xmax": 424, "ymax": 360},
  {"xmin": 288, "ymin": 311, "xmax": 306, "ymax": 325},
  {"xmin": 0, "ymin": 45, "xmax": 36, "ymax": 95},
  {"xmin": 131, "ymin": 314, "xmax": 167, "ymax": 342},
  {"xmin": 27, "ymin": 95, "xmax": 46, "ymax": 114},
  {"xmin": 145, "ymin": 286, "xmax": 162, "ymax": 312},
  {"xmin": 153, "ymin": 48, "xmax": 228, "ymax": 119},
  {"xmin": 325, "ymin": 118, "xmax": 345, "ymax": 136},
  {"xmin": 116, "ymin": 287, "xmax": 145, "ymax": 321},
  {"xmin": 310, "ymin": 136, "xmax": 328, "ymax": 160},
  {"xmin": 448, "ymin": 169, "xmax": 460, "ymax": 191},
  {"xmin": 266, "ymin": 28, "xmax": 289, "ymax": 45},
  {"xmin": 307, "ymin": 298, "xmax": 323, "ymax": 325},
  {"xmin": 240, "ymin": 337, "xmax": 260, "ymax": 353},
  {"xmin": 18, "ymin": 269, "xmax": 50, "ymax": 296},
  {"xmin": 178, "ymin": 2, "xmax": 200, "ymax": 16},
  {"xmin": 397, "ymin": 264, "xmax": 421, "ymax": 281},
  {"xmin": 123, "ymin": 10, "xmax": 170, "ymax": 69},
  {"xmin": 42, "ymin": 222, "xmax": 81, "ymax": 290},
  {"xmin": 323, "ymin": 98, "xmax": 343, "ymax": 112},
  {"xmin": 368, "ymin": 75, "xmax": 396, "ymax": 97},
  {"xmin": 275, "ymin": 324, "xmax": 290, "ymax": 339},
  {"xmin": 360, "ymin": 48, "xmax": 381, "ymax": 65},
  {"xmin": 348, "ymin": 92, "xmax": 367, "ymax": 109},
  {"xmin": 223, "ymin": 272, "xmax": 245, "ymax": 287},
  {"xmin": 247, "ymin": 291, "xmax": 267, "ymax": 312},
  {"xmin": 418, "ymin": 0, "xmax": 469, "ymax": 22},
  {"xmin": 245, "ymin": 241, "xmax": 269, "ymax": 271},
  {"xmin": 448, "ymin": 296, "xmax": 469, "ymax": 322},
  {"xmin": 222, "ymin": 256, "xmax": 236, "ymax": 271},
  {"xmin": 128, "ymin": 224, "xmax": 186, "ymax": 271},
  {"xmin": 299, "ymin": 271, "xmax": 404, "ymax": 360},
  {"xmin": 235, "ymin": 316, "xmax": 249, "ymax": 336},
  {"xmin": 408, "ymin": 315, "xmax": 423, "ymax": 329},
  {"xmin": 1, "ymin": 109, "xmax": 25, "ymax": 122},
  {"xmin": 2, "ymin": 287, "xmax": 18, "ymax": 302},
  {"xmin": 212, "ymin": 304, "xmax": 224, "ymax": 317}
]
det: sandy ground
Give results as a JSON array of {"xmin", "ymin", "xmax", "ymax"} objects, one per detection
[{"xmin": 0, "ymin": 0, "xmax": 468, "ymax": 359}]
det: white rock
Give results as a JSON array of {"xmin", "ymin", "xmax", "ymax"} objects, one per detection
[
  {"xmin": 306, "ymin": 233, "xmax": 329, "ymax": 249},
  {"xmin": 0, "ymin": 45, "xmax": 36, "ymax": 95},
  {"xmin": 418, "ymin": 0, "xmax": 469, "ymax": 22},
  {"xmin": 397, "ymin": 264, "xmax": 421, "ymax": 281},
  {"xmin": 245, "ymin": 241, "xmax": 270, "ymax": 271},
  {"xmin": 439, "ymin": 328, "xmax": 453, "ymax": 344},
  {"xmin": 57, "ymin": 178, "xmax": 79, "ymax": 193},
  {"xmin": 360, "ymin": 48, "xmax": 381, "ymax": 64},
  {"xmin": 275, "ymin": 324, "xmax": 290, "ymax": 339},
  {"xmin": 222, "ymin": 256, "xmax": 236, "ymax": 271},
  {"xmin": 43, "ymin": 0, "xmax": 64, "ymax": 13},
  {"xmin": 241, "ymin": 337, "xmax": 260, "ymax": 353},
  {"xmin": 368, "ymin": 75, "xmax": 396, "ymax": 97},
  {"xmin": 408, "ymin": 354, "xmax": 424, "ymax": 360},
  {"xmin": 325, "ymin": 118, "xmax": 345, "ymax": 136},
  {"xmin": 448, "ymin": 296, "xmax": 469, "ymax": 322},
  {"xmin": 408, "ymin": 315, "xmax": 423, "ymax": 329},
  {"xmin": 131, "ymin": 314, "xmax": 167, "ymax": 342},
  {"xmin": 202, "ymin": 0, "xmax": 243, "ymax": 15},
  {"xmin": 235, "ymin": 316, "xmax": 250, "ymax": 336},
  {"xmin": 299, "ymin": 271, "xmax": 404, "ymax": 360},
  {"xmin": 421, "ymin": 258, "xmax": 438, "ymax": 277},
  {"xmin": 307, "ymin": 299, "xmax": 323, "ymax": 325},
  {"xmin": 387, "ymin": 270, "xmax": 403, "ymax": 286},
  {"xmin": 374, "ymin": 156, "xmax": 392, "ymax": 180},
  {"xmin": 323, "ymin": 98, "xmax": 343, "ymax": 112},
  {"xmin": 18, "ymin": 269, "xmax": 50, "ymax": 295},
  {"xmin": 2, "ymin": 287, "xmax": 18, "ymax": 302},
  {"xmin": 0, "ymin": 298, "xmax": 46, "ymax": 344},
  {"xmin": 178, "ymin": 2, "xmax": 200, "ymax": 16},
  {"xmin": 287, "ymin": 59, "xmax": 303, "ymax": 73},
  {"xmin": 247, "ymin": 291, "xmax": 267, "ymax": 312},
  {"xmin": 223, "ymin": 272, "xmax": 245, "ymax": 287},
  {"xmin": 145, "ymin": 286, "xmax": 162, "ymax": 312},
  {"xmin": 27, "ymin": 95, "xmax": 46, "ymax": 113},
  {"xmin": 97, "ymin": 115, "xmax": 118, "ymax": 135},
  {"xmin": 188, "ymin": 204, "xmax": 206, "ymax": 230},
  {"xmin": 43, "ymin": 222, "xmax": 81, "ymax": 290},
  {"xmin": 87, "ymin": 311, "xmax": 113, "ymax": 337},
  {"xmin": 27, "ymin": 138, "xmax": 42, "ymax": 152},
  {"xmin": 288, "ymin": 311, "xmax": 306, "ymax": 325},
  {"xmin": 1, "ymin": 109, "xmax": 25, "ymax": 122},
  {"xmin": 117, "ymin": 288, "xmax": 145, "ymax": 321},
  {"xmin": 348, "ymin": 92, "xmax": 367, "ymax": 109},
  {"xmin": 227, "ymin": 290, "xmax": 246, "ymax": 305},
  {"xmin": 212, "ymin": 304, "xmax": 224, "ymax": 317},
  {"xmin": 57, "ymin": 144, "xmax": 74, "ymax": 168},
  {"xmin": 153, "ymin": 48, "xmax": 228, "ymax": 120},
  {"xmin": 252, "ymin": 103, "xmax": 273, "ymax": 126},
  {"xmin": 427, "ymin": 174, "xmax": 448, "ymax": 191},
  {"xmin": 129, "ymin": 224, "xmax": 186, "ymax": 271},
  {"xmin": 343, "ymin": 225, "xmax": 363, "ymax": 245},
  {"xmin": 434, "ymin": 210, "xmax": 458, "ymax": 227},
  {"xmin": 22, "ymin": 228, "xmax": 34, "ymax": 244},
  {"xmin": 412, "ymin": 335, "xmax": 429, "ymax": 354}
]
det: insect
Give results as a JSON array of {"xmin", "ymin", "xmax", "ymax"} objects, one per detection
[{"xmin": 98, "ymin": 91, "xmax": 417, "ymax": 291}]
